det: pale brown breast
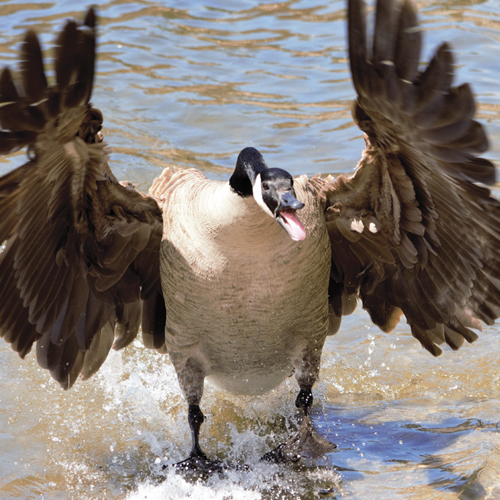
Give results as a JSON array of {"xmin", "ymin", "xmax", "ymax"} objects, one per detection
[{"xmin": 155, "ymin": 170, "xmax": 331, "ymax": 395}]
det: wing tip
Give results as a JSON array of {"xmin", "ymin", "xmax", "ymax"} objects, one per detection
[{"xmin": 0, "ymin": 8, "xmax": 99, "ymax": 157}]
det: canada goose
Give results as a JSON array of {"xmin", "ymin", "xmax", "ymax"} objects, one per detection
[{"xmin": 1, "ymin": 0, "xmax": 500, "ymax": 471}]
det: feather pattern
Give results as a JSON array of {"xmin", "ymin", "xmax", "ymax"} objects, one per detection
[
  {"xmin": 0, "ymin": 9, "xmax": 163, "ymax": 389},
  {"xmin": 321, "ymin": 0, "xmax": 500, "ymax": 356},
  {"xmin": 1, "ymin": 0, "xmax": 500, "ymax": 398}
]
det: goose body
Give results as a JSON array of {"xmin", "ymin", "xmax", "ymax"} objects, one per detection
[
  {"xmin": 153, "ymin": 169, "xmax": 330, "ymax": 397},
  {"xmin": 2, "ymin": 0, "xmax": 500, "ymax": 468}
]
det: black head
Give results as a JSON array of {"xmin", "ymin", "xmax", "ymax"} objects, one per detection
[
  {"xmin": 229, "ymin": 147, "xmax": 268, "ymax": 197},
  {"xmin": 229, "ymin": 147, "xmax": 306, "ymax": 241}
]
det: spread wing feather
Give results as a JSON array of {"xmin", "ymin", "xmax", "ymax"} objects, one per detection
[
  {"xmin": 0, "ymin": 9, "xmax": 165, "ymax": 389},
  {"xmin": 322, "ymin": 0, "xmax": 500, "ymax": 355}
]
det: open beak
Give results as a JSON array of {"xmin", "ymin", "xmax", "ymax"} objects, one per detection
[{"xmin": 276, "ymin": 192, "xmax": 306, "ymax": 241}]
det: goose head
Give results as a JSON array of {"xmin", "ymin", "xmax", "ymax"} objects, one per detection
[{"xmin": 229, "ymin": 147, "xmax": 306, "ymax": 241}]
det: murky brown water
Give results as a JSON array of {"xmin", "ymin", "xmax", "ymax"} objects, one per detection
[{"xmin": 1, "ymin": 0, "xmax": 500, "ymax": 498}]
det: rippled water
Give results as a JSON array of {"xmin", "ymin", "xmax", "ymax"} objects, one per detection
[{"xmin": 1, "ymin": 0, "xmax": 500, "ymax": 499}]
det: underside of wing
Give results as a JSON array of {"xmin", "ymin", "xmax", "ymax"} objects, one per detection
[
  {"xmin": 322, "ymin": 0, "xmax": 500, "ymax": 355},
  {"xmin": 0, "ymin": 9, "xmax": 166, "ymax": 389}
]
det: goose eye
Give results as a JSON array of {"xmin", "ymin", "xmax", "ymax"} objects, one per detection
[{"xmin": 262, "ymin": 181, "xmax": 269, "ymax": 191}]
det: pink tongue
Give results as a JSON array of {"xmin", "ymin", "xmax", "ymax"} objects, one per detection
[{"xmin": 280, "ymin": 210, "xmax": 306, "ymax": 241}]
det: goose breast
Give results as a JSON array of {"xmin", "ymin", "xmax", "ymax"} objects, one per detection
[{"xmin": 153, "ymin": 169, "xmax": 331, "ymax": 395}]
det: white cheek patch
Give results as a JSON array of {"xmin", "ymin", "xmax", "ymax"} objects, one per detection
[{"xmin": 252, "ymin": 173, "xmax": 274, "ymax": 218}]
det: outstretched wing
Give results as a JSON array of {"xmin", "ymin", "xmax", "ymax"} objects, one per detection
[
  {"xmin": 322, "ymin": 0, "xmax": 500, "ymax": 355},
  {"xmin": 0, "ymin": 9, "xmax": 166, "ymax": 389}
]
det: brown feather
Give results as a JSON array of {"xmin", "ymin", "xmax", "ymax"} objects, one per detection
[
  {"xmin": 323, "ymin": 0, "xmax": 500, "ymax": 356},
  {"xmin": 0, "ymin": 9, "xmax": 163, "ymax": 390}
]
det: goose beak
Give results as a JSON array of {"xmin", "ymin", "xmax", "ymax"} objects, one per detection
[{"xmin": 276, "ymin": 192, "xmax": 306, "ymax": 241}]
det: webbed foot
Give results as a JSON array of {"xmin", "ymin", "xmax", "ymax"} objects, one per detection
[
  {"xmin": 261, "ymin": 415, "xmax": 336, "ymax": 463},
  {"xmin": 171, "ymin": 452, "xmax": 225, "ymax": 472},
  {"xmin": 168, "ymin": 451, "xmax": 249, "ymax": 473},
  {"xmin": 166, "ymin": 403, "xmax": 225, "ymax": 472}
]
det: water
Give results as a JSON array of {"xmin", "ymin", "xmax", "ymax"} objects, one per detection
[{"xmin": 1, "ymin": 0, "xmax": 500, "ymax": 498}]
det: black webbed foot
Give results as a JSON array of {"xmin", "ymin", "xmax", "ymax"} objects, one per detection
[
  {"xmin": 166, "ymin": 403, "xmax": 248, "ymax": 473},
  {"xmin": 168, "ymin": 403, "xmax": 225, "ymax": 471},
  {"xmin": 260, "ymin": 442, "xmax": 301, "ymax": 463},
  {"xmin": 261, "ymin": 387, "xmax": 336, "ymax": 463},
  {"xmin": 261, "ymin": 415, "xmax": 337, "ymax": 463},
  {"xmin": 171, "ymin": 452, "xmax": 225, "ymax": 472},
  {"xmin": 168, "ymin": 452, "xmax": 249, "ymax": 473}
]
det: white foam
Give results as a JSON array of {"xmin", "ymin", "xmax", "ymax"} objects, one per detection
[{"xmin": 93, "ymin": 342, "xmax": 340, "ymax": 499}]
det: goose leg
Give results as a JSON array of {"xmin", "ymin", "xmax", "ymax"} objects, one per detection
[
  {"xmin": 261, "ymin": 385, "xmax": 336, "ymax": 463},
  {"xmin": 169, "ymin": 356, "xmax": 223, "ymax": 471},
  {"xmin": 186, "ymin": 404, "xmax": 208, "ymax": 462},
  {"xmin": 261, "ymin": 343, "xmax": 337, "ymax": 463},
  {"xmin": 296, "ymin": 387, "xmax": 314, "ymax": 416},
  {"xmin": 173, "ymin": 404, "xmax": 224, "ymax": 471}
]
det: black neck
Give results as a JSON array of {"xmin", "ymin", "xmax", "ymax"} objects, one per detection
[{"xmin": 229, "ymin": 147, "xmax": 268, "ymax": 197}]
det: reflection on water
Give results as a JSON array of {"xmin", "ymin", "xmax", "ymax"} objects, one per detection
[{"xmin": 1, "ymin": 0, "xmax": 500, "ymax": 498}]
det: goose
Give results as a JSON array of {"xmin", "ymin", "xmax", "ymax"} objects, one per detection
[{"xmin": 1, "ymin": 0, "xmax": 500, "ymax": 470}]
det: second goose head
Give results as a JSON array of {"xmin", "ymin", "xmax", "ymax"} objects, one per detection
[{"xmin": 229, "ymin": 147, "xmax": 306, "ymax": 241}]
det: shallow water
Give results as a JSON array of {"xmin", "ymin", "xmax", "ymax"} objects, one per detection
[{"xmin": 1, "ymin": 0, "xmax": 500, "ymax": 498}]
